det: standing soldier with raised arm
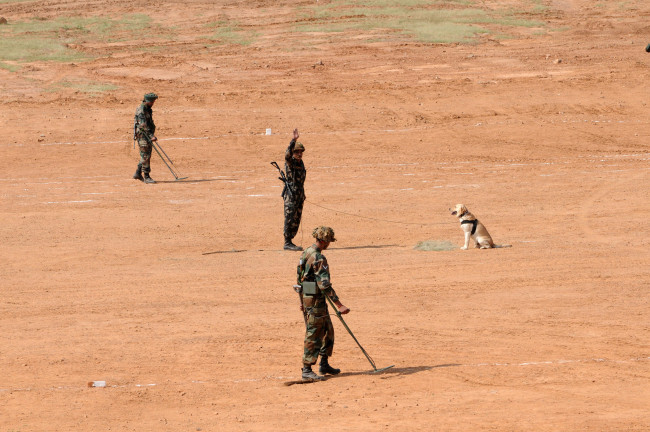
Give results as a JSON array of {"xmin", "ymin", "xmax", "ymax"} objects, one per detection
[
  {"xmin": 297, "ymin": 226, "xmax": 350, "ymax": 381},
  {"xmin": 283, "ymin": 128, "xmax": 306, "ymax": 251},
  {"xmin": 133, "ymin": 92, "xmax": 158, "ymax": 184}
]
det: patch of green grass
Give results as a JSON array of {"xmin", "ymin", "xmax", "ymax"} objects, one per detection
[
  {"xmin": 488, "ymin": 15, "xmax": 545, "ymax": 28},
  {"xmin": 5, "ymin": 14, "xmax": 152, "ymax": 38},
  {"xmin": 333, "ymin": 0, "xmax": 472, "ymax": 5},
  {"xmin": 47, "ymin": 79, "xmax": 118, "ymax": 94},
  {"xmin": 530, "ymin": 0, "xmax": 549, "ymax": 13},
  {"xmin": 206, "ymin": 20, "xmax": 258, "ymax": 45},
  {"xmin": 136, "ymin": 45, "xmax": 165, "ymax": 53},
  {"xmin": 365, "ymin": 37, "xmax": 391, "ymax": 43},
  {"xmin": 294, "ymin": 1, "xmax": 548, "ymax": 43},
  {"xmin": 297, "ymin": 8, "xmax": 490, "ymax": 42},
  {"xmin": 295, "ymin": 23, "xmax": 346, "ymax": 33},
  {"xmin": 407, "ymin": 21, "xmax": 487, "ymax": 43},
  {"xmin": 414, "ymin": 240, "xmax": 457, "ymax": 251},
  {"xmin": 0, "ymin": 61, "xmax": 21, "ymax": 72},
  {"xmin": 62, "ymin": 80, "xmax": 118, "ymax": 92},
  {"xmin": 0, "ymin": 14, "xmax": 161, "ymax": 63},
  {"xmin": 0, "ymin": 37, "xmax": 88, "ymax": 62}
]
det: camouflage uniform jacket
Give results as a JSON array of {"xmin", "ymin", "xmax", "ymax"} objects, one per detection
[
  {"xmin": 284, "ymin": 138, "xmax": 306, "ymax": 202},
  {"xmin": 297, "ymin": 245, "xmax": 339, "ymax": 312},
  {"xmin": 134, "ymin": 103, "xmax": 156, "ymax": 141}
]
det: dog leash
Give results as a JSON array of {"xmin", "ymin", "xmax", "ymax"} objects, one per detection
[{"xmin": 305, "ymin": 200, "xmax": 447, "ymax": 226}]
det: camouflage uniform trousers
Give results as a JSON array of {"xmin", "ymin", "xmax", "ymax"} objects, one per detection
[
  {"xmin": 283, "ymin": 197, "xmax": 304, "ymax": 241},
  {"xmin": 137, "ymin": 137, "xmax": 153, "ymax": 174},
  {"xmin": 302, "ymin": 312, "xmax": 335, "ymax": 365}
]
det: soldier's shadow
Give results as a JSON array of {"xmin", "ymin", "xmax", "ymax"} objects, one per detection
[
  {"xmin": 326, "ymin": 364, "xmax": 461, "ymax": 380},
  {"xmin": 330, "ymin": 244, "xmax": 400, "ymax": 250},
  {"xmin": 155, "ymin": 177, "xmax": 237, "ymax": 183}
]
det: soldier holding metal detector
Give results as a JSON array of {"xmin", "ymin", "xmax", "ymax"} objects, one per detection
[
  {"xmin": 291, "ymin": 226, "xmax": 394, "ymax": 383},
  {"xmin": 133, "ymin": 92, "xmax": 158, "ymax": 184},
  {"xmin": 133, "ymin": 93, "xmax": 187, "ymax": 182},
  {"xmin": 296, "ymin": 226, "xmax": 349, "ymax": 381}
]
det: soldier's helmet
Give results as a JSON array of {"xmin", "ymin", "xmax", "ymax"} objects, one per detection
[
  {"xmin": 312, "ymin": 226, "xmax": 336, "ymax": 242},
  {"xmin": 294, "ymin": 142, "xmax": 305, "ymax": 152},
  {"xmin": 143, "ymin": 92, "xmax": 158, "ymax": 102}
]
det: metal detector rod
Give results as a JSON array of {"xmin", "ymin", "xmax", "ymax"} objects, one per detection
[
  {"xmin": 324, "ymin": 294, "xmax": 393, "ymax": 372},
  {"xmin": 152, "ymin": 142, "xmax": 187, "ymax": 181},
  {"xmin": 151, "ymin": 143, "xmax": 179, "ymax": 178},
  {"xmin": 154, "ymin": 141, "xmax": 177, "ymax": 166}
]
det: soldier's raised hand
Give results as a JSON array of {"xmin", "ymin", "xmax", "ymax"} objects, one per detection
[{"xmin": 293, "ymin": 128, "xmax": 299, "ymax": 140}]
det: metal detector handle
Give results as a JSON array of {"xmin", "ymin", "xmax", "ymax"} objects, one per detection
[{"xmin": 323, "ymin": 294, "xmax": 378, "ymax": 371}]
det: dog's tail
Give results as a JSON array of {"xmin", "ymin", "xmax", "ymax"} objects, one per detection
[{"xmin": 494, "ymin": 244, "xmax": 512, "ymax": 248}]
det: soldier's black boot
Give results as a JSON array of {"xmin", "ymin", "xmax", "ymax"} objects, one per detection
[
  {"xmin": 284, "ymin": 238, "xmax": 303, "ymax": 251},
  {"xmin": 143, "ymin": 173, "xmax": 156, "ymax": 184},
  {"xmin": 302, "ymin": 364, "xmax": 324, "ymax": 381},
  {"xmin": 318, "ymin": 356, "xmax": 341, "ymax": 375},
  {"xmin": 133, "ymin": 164, "xmax": 143, "ymax": 181}
]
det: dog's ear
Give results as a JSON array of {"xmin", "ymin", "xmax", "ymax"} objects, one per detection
[{"xmin": 457, "ymin": 204, "xmax": 467, "ymax": 215}]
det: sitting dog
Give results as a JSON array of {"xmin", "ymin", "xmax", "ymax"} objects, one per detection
[{"xmin": 450, "ymin": 204, "xmax": 511, "ymax": 250}]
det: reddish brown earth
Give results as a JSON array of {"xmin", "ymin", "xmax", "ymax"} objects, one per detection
[{"xmin": 1, "ymin": 0, "xmax": 649, "ymax": 430}]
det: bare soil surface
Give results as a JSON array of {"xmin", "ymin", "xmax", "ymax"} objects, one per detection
[{"xmin": 1, "ymin": 0, "xmax": 649, "ymax": 430}]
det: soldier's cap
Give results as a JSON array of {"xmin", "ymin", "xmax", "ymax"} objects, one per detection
[
  {"xmin": 143, "ymin": 92, "xmax": 158, "ymax": 102},
  {"xmin": 312, "ymin": 226, "xmax": 336, "ymax": 242},
  {"xmin": 293, "ymin": 142, "xmax": 305, "ymax": 152}
]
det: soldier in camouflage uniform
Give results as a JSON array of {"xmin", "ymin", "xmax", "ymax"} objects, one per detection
[
  {"xmin": 297, "ymin": 226, "xmax": 350, "ymax": 381},
  {"xmin": 283, "ymin": 128, "xmax": 306, "ymax": 251},
  {"xmin": 133, "ymin": 92, "xmax": 158, "ymax": 184}
]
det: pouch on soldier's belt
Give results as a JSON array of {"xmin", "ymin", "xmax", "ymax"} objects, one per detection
[{"xmin": 302, "ymin": 281, "xmax": 318, "ymax": 296}]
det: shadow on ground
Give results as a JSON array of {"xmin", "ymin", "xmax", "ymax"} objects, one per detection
[
  {"xmin": 155, "ymin": 177, "xmax": 237, "ymax": 184},
  {"xmin": 332, "ymin": 364, "xmax": 461, "ymax": 379},
  {"xmin": 284, "ymin": 364, "xmax": 462, "ymax": 385},
  {"xmin": 331, "ymin": 244, "xmax": 401, "ymax": 250},
  {"xmin": 202, "ymin": 244, "xmax": 401, "ymax": 255}
]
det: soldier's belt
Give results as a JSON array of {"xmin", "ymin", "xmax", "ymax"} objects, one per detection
[{"xmin": 306, "ymin": 306, "xmax": 328, "ymax": 317}]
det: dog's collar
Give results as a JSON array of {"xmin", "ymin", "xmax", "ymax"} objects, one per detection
[
  {"xmin": 461, "ymin": 219, "xmax": 478, "ymax": 235},
  {"xmin": 458, "ymin": 211, "xmax": 468, "ymax": 218}
]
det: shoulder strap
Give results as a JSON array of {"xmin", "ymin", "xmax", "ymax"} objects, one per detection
[
  {"xmin": 461, "ymin": 219, "xmax": 478, "ymax": 235},
  {"xmin": 299, "ymin": 248, "xmax": 319, "ymax": 282}
]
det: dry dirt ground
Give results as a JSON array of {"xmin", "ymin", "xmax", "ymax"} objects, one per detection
[{"xmin": 1, "ymin": 0, "xmax": 650, "ymax": 431}]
